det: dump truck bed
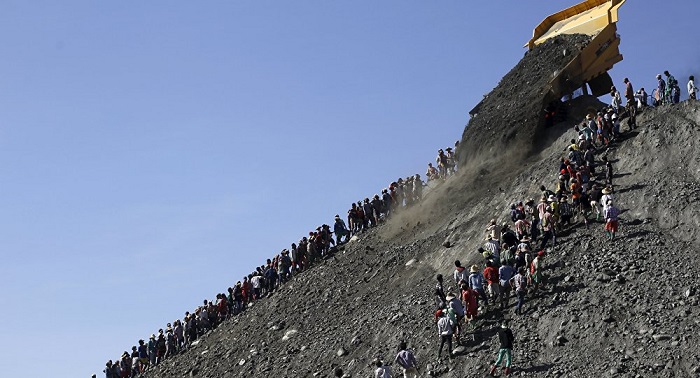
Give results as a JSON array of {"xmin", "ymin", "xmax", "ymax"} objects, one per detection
[
  {"xmin": 530, "ymin": 0, "xmax": 626, "ymax": 99},
  {"xmin": 470, "ymin": 0, "xmax": 626, "ymax": 119}
]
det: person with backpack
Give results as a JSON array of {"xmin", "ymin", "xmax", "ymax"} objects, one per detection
[
  {"xmin": 394, "ymin": 341, "xmax": 419, "ymax": 378},
  {"xmin": 489, "ymin": 321, "xmax": 515, "ymax": 377}
]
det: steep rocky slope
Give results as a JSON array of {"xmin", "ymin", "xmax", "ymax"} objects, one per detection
[{"xmin": 141, "ymin": 46, "xmax": 700, "ymax": 378}]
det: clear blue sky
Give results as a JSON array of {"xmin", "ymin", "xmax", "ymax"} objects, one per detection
[{"xmin": 0, "ymin": 1, "xmax": 696, "ymax": 376}]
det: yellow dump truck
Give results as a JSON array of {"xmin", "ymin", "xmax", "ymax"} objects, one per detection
[
  {"xmin": 529, "ymin": 0, "xmax": 627, "ymax": 100},
  {"xmin": 469, "ymin": 0, "xmax": 626, "ymax": 118}
]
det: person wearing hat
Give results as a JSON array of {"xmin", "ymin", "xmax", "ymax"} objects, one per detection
[
  {"xmin": 468, "ymin": 265, "xmax": 488, "ymax": 306},
  {"xmin": 444, "ymin": 147, "xmax": 455, "ymax": 176},
  {"xmin": 489, "ymin": 321, "xmax": 515, "ymax": 376},
  {"xmin": 601, "ymin": 186, "xmax": 614, "ymax": 213},
  {"xmin": 119, "ymin": 351, "xmax": 132, "ymax": 377},
  {"xmin": 436, "ymin": 149, "xmax": 448, "ymax": 179}
]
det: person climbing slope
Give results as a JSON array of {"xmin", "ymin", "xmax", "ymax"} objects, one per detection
[{"xmin": 489, "ymin": 321, "xmax": 515, "ymax": 376}]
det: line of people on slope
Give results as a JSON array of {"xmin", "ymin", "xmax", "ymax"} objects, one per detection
[
  {"xmin": 102, "ymin": 163, "xmax": 448, "ymax": 377},
  {"xmin": 430, "ymin": 105, "xmax": 626, "ymax": 377},
  {"xmin": 611, "ymin": 71, "xmax": 698, "ymax": 113}
]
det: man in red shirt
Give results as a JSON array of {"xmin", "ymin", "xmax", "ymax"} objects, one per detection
[{"xmin": 483, "ymin": 261, "xmax": 500, "ymax": 303}]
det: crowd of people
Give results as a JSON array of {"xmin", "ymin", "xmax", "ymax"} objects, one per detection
[
  {"xmin": 100, "ymin": 143, "xmax": 463, "ymax": 378},
  {"xmin": 427, "ymin": 141, "xmax": 460, "ymax": 181},
  {"xmin": 428, "ymin": 71, "xmax": 699, "ymax": 376},
  {"xmin": 99, "ymin": 71, "xmax": 696, "ymax": 378}
]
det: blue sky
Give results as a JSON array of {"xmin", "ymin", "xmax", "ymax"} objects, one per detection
[{"xmin": 0, "ymin": 1, "xmax": 697, "ymax": 376}]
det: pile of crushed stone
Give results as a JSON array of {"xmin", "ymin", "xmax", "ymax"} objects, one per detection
[{"xmin": 460, "ymin": 34, "xmax": 591, "ymax": 164}]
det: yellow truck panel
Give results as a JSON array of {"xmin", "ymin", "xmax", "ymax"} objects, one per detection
[{"xmin": 529, "ymin": 0, "xmax": 627, "ymax": 99}]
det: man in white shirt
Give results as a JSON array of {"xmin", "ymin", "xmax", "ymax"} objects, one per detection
[{"xmin": 689, "ymin": 76, "xmax": 697, "ymax": 100}]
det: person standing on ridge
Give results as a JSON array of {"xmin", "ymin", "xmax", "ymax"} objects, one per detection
[
  {"xmin": 665, "ymin": 71, "xmax": 679, "ymax": 104},
  {"xmin": 689, "ymin": 76, "xmax": 698, "ymax": 100},
  {"xmin": 333, "ymin": 215, "xmax": 349, "ymax": 245},
  {"xmin": 623, "ymin": 78, "xmax": 636, "ymax": 129},
  {"xmin": 610, "ymin": 86, "xmax": 621, "ymax": 113},
  {"xmin": 656, "ymin": 74, "xmax": 666, "ymax": 106},
  {"xmin": 489, "ymin": 321, "xmax": 515, "ymax": 376}
]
